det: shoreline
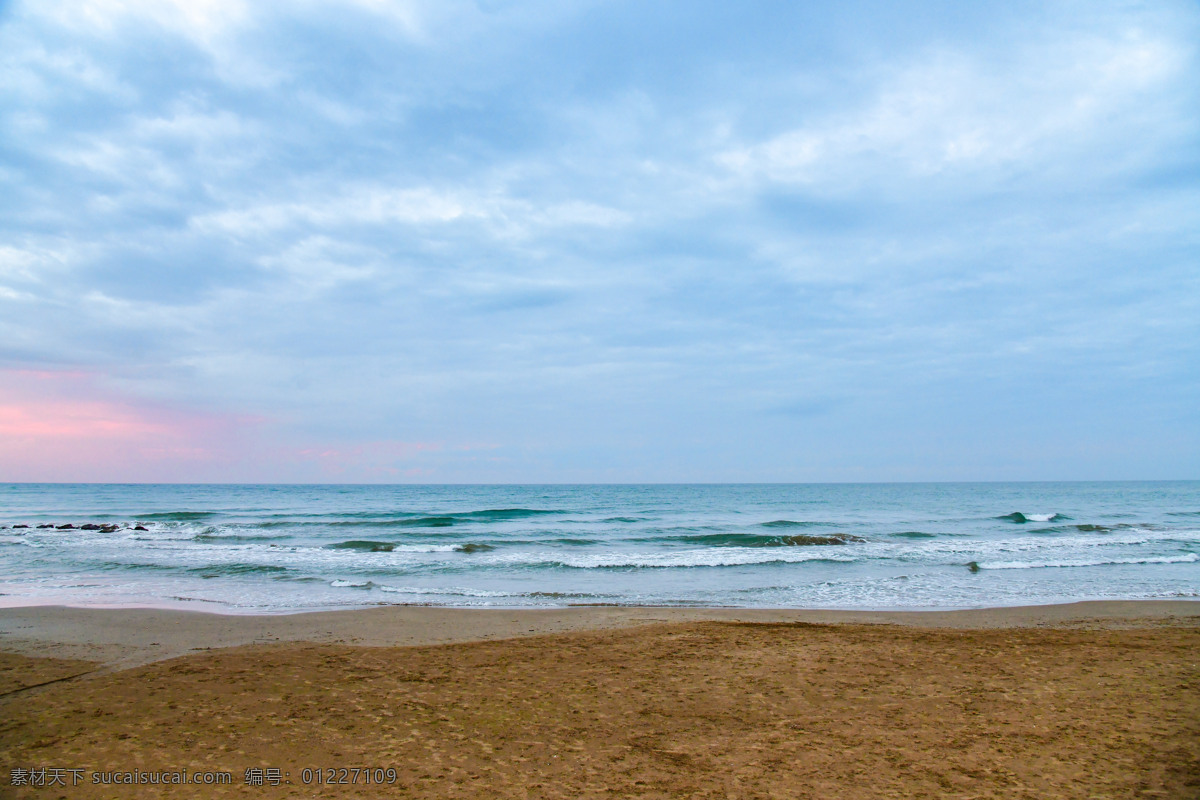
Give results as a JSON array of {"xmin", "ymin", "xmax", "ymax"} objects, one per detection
[{"xmin": 1, "ymin": 598, "xmax": 1196, "ymax": 670}]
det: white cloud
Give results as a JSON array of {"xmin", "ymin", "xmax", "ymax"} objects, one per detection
[
  {"xmin": 0, "ymin": 37, "xmax": 134, "ymax": 103},
  {"xmin": 190, "ymin": 184, "xmax": 634, "ymax": 241},
  {"xmin": 538, "ymin": 201, "xmax": 632, "ymax": 228},
  {"xmin": 55, "ymin": 138, "xmax": 185, "ymax": 189},
  {"xmin": 332, "ymin": 0, "xmax": 426, "ymax": 39},
  {"xmin": 0, "ymin": 245, "xmax": 73, "ymax": 286},
  {"xmin": 718, "ymin": 32, "xmax": 1188, "ymax": 189},
  {"xmin": 130, "ymin": 107, "xmax": 252, "ymax": 143},
  {"xmin": 26, "ymin": 0, "xmax": 439, "ymax": 46},
  {"xmin": 256, "ymin": 236, "xmax": 379, "ymax": 294},
  {"xmin": 32, "ymin": 0, "xmax": 252, "ymax": 44},
  {"xmin": 191, "ymin": 186, "xmax": 473, "ymax": 237}
]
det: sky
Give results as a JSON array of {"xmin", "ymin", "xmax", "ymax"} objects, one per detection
[{"xmin": 0, "ymin": 0, "xmax": 1198, "ymax": 483}]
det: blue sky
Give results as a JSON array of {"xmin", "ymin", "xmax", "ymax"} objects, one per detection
[{"xmin": 1, "ymin": 0, "xmax": 1197, "ymax": 482}]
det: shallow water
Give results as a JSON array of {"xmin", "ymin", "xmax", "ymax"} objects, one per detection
[{"xmin": 1, "ymin": 482, "xmax": 1197, "ymax": 612}]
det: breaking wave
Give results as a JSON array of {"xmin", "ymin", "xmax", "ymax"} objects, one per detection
[
  {"xmin": 327, "ymin": 540, "xmax": 396, "ymax": 552},
  {"xmin": 326, "ymin": 539, "xmax": 495, "ymax": 553},
  {"xmin": 977, "ymin": 553, "xmax": 1198, "ymax": 570},
  {"xmin": 664, "ymin": 532, "xmax": 864, "ymax": 547},
  {"xmin": 998, "ymin": 512, "xmax": 1070, "ymax": 523},
  {"xmin": 186, "ymin": 563, "xmax": 292, "ymax": 577}
]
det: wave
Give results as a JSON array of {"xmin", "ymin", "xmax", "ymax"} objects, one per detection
[
  {"xmin": 319, "ymin": 509, "xmax": 558, "ymax": 529},
  {"xmin": 327, "ymin": 540, "xmax": 396, "ymax": 552},
  {"xmin": 250, "ymin": 517, "xmax": 412, "ymax": 528},
  {"xmin": 369, "ymin": 585, "xmax": 678, "ymax": 601},
  {"xmin": 977, "ymin": 553, "xmax": 1198, "ymax": 570},
  {"xmin": 337, "ymin": 582, "xmax": 600, "ymax": 601},
  {"xmin": 325, "ymin": 539, "xmax": 495, "ymax": 554},
  {"xmin": 453, "ymin": 508, "xmax": 562, "ymax": 520},
  {"xmin": 760, "ymin": 520, "xmax": 827, "ymax": 528},
  {"xmin": 194, "ymin": 533, "xmax": 292, "ymax": 543},
  {"xmin": 136, "ymin": 511, "xmax": 217, "ymax": 521},
  {"xmin": 530, "ymin": 550, "xmax": 860, "ymax": 569},
  {"xmin": 186, "ymin": 563, "xmax": 291, "ymax": 577},
  {"xmin": 890, "ymin": 530, "xmax": 937, "ymax": 539},
  {"xmin": 667, "ymin": 532, "xmax": 864, "ymax": 547},
  {"xmin": 92, "ymin": 561, "xmax": 176, "ymax": 572},
  {"xmin": 997, "ymin": 512, "xmax": 1070, "ymax": 524},
  {"xmin": 377, "ymin": 585, "xmax": 513, "ymax": 598},
  {"xmin": 1027, "ymin": 522, "xmax": 1164, "ymax": 536},
  {"xmin": 330, "ymin": 516, "xmax": 457, "ymax": 528},
  {"xmin": 250, "ymin": 509, "xmax": 560, "ymax": 528},
  {"xmin": 1028, "ymin": 523, "xmax": 1125, "ymax": 535}
]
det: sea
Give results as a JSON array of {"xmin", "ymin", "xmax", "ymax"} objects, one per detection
[{"xmin": 1, "ymin": 482, "xmax": 1197, "ymax": 613}]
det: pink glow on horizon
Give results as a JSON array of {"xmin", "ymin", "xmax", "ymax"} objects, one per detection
[
  {"xmin": 0, "ymin": 368, "xmax": 458, "ymax": 482},
  {"xmin": 0, "ymin": 401, "xmax": 175, "ymax": 438},
  {"xmin": 0, "ymin": 368, "xmax": 259, "ymax": 481}
]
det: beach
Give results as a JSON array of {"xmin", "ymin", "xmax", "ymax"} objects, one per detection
[{"xmin": 2, "ymin": 601, "xmax": 1198, "ymax": 798}]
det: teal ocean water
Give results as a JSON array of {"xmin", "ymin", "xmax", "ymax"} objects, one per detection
[{"xmin": 1, "ymin": 483, "xmax": 1197, "ymax": 613}]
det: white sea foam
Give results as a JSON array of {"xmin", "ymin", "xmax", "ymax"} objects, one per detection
[
  {"xmin": 377, "ymin": 585, "xmax": 512, "ymax": 597},
  {"xmin": 978, "ymin": 553, "xmax": 1198, "ymax": 570},
  {"xmin": 520, "ymin": 548, "xmax": 860, "ymax": 569},
  {"xmin": 885, "ymin": 529, "xmax": 1194, "ymax": 562}
]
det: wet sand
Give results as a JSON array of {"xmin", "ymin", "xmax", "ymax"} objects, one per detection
[{"xmin": 1, "ymin": 601, "xmax": 1198, "ymax": 798}]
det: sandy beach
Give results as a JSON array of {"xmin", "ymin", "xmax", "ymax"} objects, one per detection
[{"xmin": 2, "ymin": 601, "xmax": 1198, "ymax": 798}]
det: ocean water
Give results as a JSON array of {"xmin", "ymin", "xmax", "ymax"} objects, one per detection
[{"xmin": 0, "ymin": 483, "xmax": 1197, "ymax": 613}]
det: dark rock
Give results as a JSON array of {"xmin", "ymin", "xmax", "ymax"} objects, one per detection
[
  {"xmin": 81, "ymin": 523, "xmax": 102, "ymax": 531},
  {"xmin": 13, "ymin": 524, "xmax": 29, "ymax": 529},
  {"xmin": 100, "ymin": 525, "xmax": 119, "ymax": 533},
  {"xmin": 37, "ymin": 524, "xmax": 54, "ymax": 529},
  {"xmin": 967, "ymin": 561, "xmax": 980, "ymax": 573},
  {"xmin": 56, "ymin": 524, "xmax": 75, "ymax": 529},
  {"xmin": 133, "ymin": 525, "xmax": 148, "ymax": 531}
]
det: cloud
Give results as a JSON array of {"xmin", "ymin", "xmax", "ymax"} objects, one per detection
[
  {"xmin": 34, "ymin": 0, "xmax": 252, "ymax": 41},
  {"xmin": 717, "ymin": 30, "xmax": 1190, "ymax": 191},
  {"xmin": 191, "ymin": 187, "xmax": 475, "ymax": 237},
  {"xmin": 0, "ymin": 0, "xmax": 1197, "ymax": 480}
]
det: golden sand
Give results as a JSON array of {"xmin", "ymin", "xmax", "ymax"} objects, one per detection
[{"xmin": 1, "ymin": 603, "xmax": 1197, "ymax": 798}]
